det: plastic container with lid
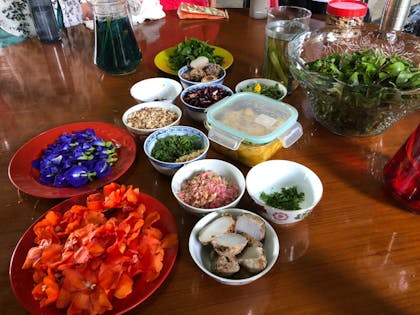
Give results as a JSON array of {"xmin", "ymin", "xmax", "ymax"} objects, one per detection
[
  {"xmin": 326, "ymin": 0, "xmax": 368, "ymax": 28},
  {"xmin": 205, "ymin": 92, "xmax": 303, "ymax": 167}
]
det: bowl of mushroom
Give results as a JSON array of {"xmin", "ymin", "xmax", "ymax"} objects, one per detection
[
  {"xmin": 189, "ymin": 208, "xmax": 279, "ymax": 285},
  {"xmin": 178, "ymin": 56, "xmax": 226, "ymax": 89}
]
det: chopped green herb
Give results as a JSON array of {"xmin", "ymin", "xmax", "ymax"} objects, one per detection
[
  {"xmin": 168, "ymin": 38, "xmax": 224, "ymax": 71},
  {"xmin": 241, "ymin": 83, "xmax": 285, "ymax": 100},
  {"xmin": 260, "ymin": 186, "xmax": 305, "ymax": 210},
  {"xmin": 151, "ymin": 134, "xmax": 204, "ymax": 162}
]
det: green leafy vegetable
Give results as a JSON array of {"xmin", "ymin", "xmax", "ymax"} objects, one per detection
[
  {"xmin": 260, "ymin": 186, "xmax": 305, "ymax": 210},
  {"xmin": 168, "ymin": 38, "xmax": 224, "ymax": 71},
  {"xmin": 151, "ymin": 134, "xmax": 204, "ymax": 162},
  {"xmin": 300, "ymin": 48, "xmax": 420, "ymax": 136},
  {"xmin": 305, "ymin": 49, "xmax": 420, "ymax": 90}
]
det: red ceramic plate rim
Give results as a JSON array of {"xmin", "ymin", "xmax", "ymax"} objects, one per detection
[
  {"xmin": 8, "ymin": 122, "xmax": 137, "ymax": 199},
  {"xmin": 9, "ymin": 191, "xmax": 179, "ymax": 315}
]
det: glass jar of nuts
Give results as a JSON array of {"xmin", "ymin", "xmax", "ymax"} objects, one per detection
[{"xmin": 326, "ymin": 0, "xmax": 368, "ymax": 37}]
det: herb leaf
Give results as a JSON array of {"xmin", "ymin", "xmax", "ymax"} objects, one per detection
[
  {"xmin": 168, "ymin": 38, "xmax": 224, "ymax": 71},
  {"xmin": 305, "ymin": 49, "xmax": 420, "ymax": 90},
  {"xmin": 260, "ymin": 186, "xmax": 305, "ymax": 210},
  {"xmin": 151, "ymin": 135, "xmax": 203, "ymax": 162}
]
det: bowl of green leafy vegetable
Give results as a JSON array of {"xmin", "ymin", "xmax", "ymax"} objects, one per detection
[
  {"xmin": 235, "ymin": 78, "xmax": 287, "ymax": 101},
  {"xmin": 287, "ymin": 27, "xmax": 420, "ymax": 137},
  {"xmin": 144, "ymin": 125, "xmax": 210, "ymax": 176},
  {"xmin": 246, "ymin": 160, "xmax": 323, "ymax": 225}
]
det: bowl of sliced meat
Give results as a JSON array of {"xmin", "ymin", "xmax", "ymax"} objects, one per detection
[{"xmin": 189, "ymin": 208, "xmax": 280, "ymax": 285}]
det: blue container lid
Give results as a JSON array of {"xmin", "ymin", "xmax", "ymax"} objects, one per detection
[{"xmin": 206, "ymin": 92, "xmax": 302, "ymax": 150}]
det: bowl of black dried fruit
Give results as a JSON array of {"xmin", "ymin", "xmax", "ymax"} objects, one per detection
[{"xmin": 180, "ymin": 83, "xmax": 233, "ymax": 122}]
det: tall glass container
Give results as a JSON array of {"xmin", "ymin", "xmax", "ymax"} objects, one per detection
[
  {"xmin": 28, "ymin": 0, "xmax": 61, "ymax": 43},
  {"xmin": 383, "ymin": 124, "xmax": 420, "ymax": 213},
  {"xmin": 90, "ymin": 0, "xmax": 142, "ymax": 75}
]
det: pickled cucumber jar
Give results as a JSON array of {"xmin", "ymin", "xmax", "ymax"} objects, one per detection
[
  {"xmin": 90, "ymin": 0, "xmax": 142, "ymax": 75},
  {"xmin": 263, "ymin": 20, "xmax": 308, "ymax": 94}
]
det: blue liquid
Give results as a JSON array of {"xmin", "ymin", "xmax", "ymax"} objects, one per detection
[{"xmin": 95, "ymin": 16, "xmax": 141, "ymax": 75}]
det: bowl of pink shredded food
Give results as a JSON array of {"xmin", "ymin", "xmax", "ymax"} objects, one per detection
[{"xmin": 171, "ymin": 159, "xmax": 246, "ymax": 215}]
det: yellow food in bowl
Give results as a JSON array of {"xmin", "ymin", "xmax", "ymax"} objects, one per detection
[{"xmin": 210, "ymin": 139, "xmax": 282, "ymax": 167}]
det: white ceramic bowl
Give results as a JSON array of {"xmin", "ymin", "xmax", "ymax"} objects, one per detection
[
  {"xmin": 180, "ymin": 83, "xmax": 233, "ymax": 122},
  {"xmin": 189, "ymin": 208, "xmax": 279, "ymax": 285},
  {"xmin": 144, "ymin": 125, "xmax": 209, "ymax": 176},
  {"xmin": 171, "ymin": 159, "xmax": 245, "ymax": 215},
  {"xmin": 130, "ymin": 77, "xmax": 182, "ymax": 103},
  {"xmin": 178, "ymin": 64, "xmax": 226, "ymax": 89},
  {"xmin": 235, "ymin": 78, "xmax": 287, "ymax": 101},
  {"xmin": 122, "ymin": 102, "xmax": 182, "ymax": 142},
  {"xmin": 246, "ymin": 160, "xmax": 323, "ymax": 225}
]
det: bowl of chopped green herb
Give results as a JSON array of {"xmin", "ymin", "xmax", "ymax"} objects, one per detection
[
  {"xmin": 144, "ymin": 125, "xmax": 210, "ymax": 176},
  {"xmin": 246, "ymin": 160, "xmax": 323, "ymax": 225},
  {"xmin": 287, "ymin": 27, "xmax": 420, "ymax": 137},
  {"xmin": 235, "ymin": 78, "xmax": 287, "ymax": 101}
]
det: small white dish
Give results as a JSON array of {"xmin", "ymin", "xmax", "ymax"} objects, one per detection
[
  {"xmin": 122, "ymin": 102, "xmax": 182, "ymax": 142},
  {"xmin": 246, "ymin": 160, "xmax": 323, "ymax": 225},
  {"xmin": 130, "ymin": 77, "xmax": 182, "ymax": 103}
]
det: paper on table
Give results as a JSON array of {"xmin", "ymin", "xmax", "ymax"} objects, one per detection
[
  {"xmin": 177, "ymin": 2, "xmax": 229, "ymax": 19},
  {"xmin": 128, "ymin": 0, "xmax": 166, "ymax": 24}
]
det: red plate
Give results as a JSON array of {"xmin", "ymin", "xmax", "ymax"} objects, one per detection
[
  {"xmin": 9, "ymin": 191, "xmax": 178, "ymax": 315},
  {"xmin": 8, "ymin": 122, "xmax": 137, "ymax": 199}
]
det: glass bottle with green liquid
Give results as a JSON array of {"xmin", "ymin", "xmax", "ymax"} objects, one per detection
[{"xmin": 90, "ymin": 0, "xmax": 142, "ymax": 75}]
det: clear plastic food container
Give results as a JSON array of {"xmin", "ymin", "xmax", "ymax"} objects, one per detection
[{"xmin": 205, "ymin": 92, "xmax": 303, "ymax": 166}]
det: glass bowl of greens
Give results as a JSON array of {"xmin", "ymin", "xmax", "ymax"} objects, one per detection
[
  {"xmin": 246, "ymin": 160, "xmax": 323, "ymax": 225},
  {"xmin": 287, "ymin": 27, "xmax": 420, "ymax": 137},
  {"xmin": 144, "ymin": 125, "xmax": 210, "ymax": 176}
]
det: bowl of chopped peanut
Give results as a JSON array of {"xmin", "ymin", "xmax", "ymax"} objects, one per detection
[{"xmin": 122, "ymin": 102, "xmax": 182, "ymax": 142}]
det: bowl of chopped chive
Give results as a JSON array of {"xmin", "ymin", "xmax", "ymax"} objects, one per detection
[
  {"xmin": 144, "ymin": 125, "xmax": 210, "ymax": 176},
  {"xmin": 235, "ymin": 78, "xmax": 287, "ymax": 101},
  {"xmin": 246, "ymin": 160, "xmax": 323, "ymax": 225}
]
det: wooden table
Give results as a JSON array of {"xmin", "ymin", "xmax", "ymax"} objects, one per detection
[{"xmin": 1, "ymin": 9, "xmax": 419, "ymax": 315}]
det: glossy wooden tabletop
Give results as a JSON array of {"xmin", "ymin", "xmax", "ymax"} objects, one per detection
[{"xmin": 1, "ymin": 9, "xmax": 420, "ymax": 315}]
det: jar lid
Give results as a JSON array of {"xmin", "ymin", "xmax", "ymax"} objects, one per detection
[{"xmin": 327, "ymin": 0, "xmax": 368, "ymax": 18}]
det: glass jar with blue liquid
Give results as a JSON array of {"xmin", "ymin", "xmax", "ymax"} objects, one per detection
[{"xmin": 90, "ymin": 0, "xmax": 142, "ymax": 75}]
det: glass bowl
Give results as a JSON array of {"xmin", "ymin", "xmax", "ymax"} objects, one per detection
[{"xmin": 287, "ymin": 27, "xmax": 420, "ymax": 137}]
